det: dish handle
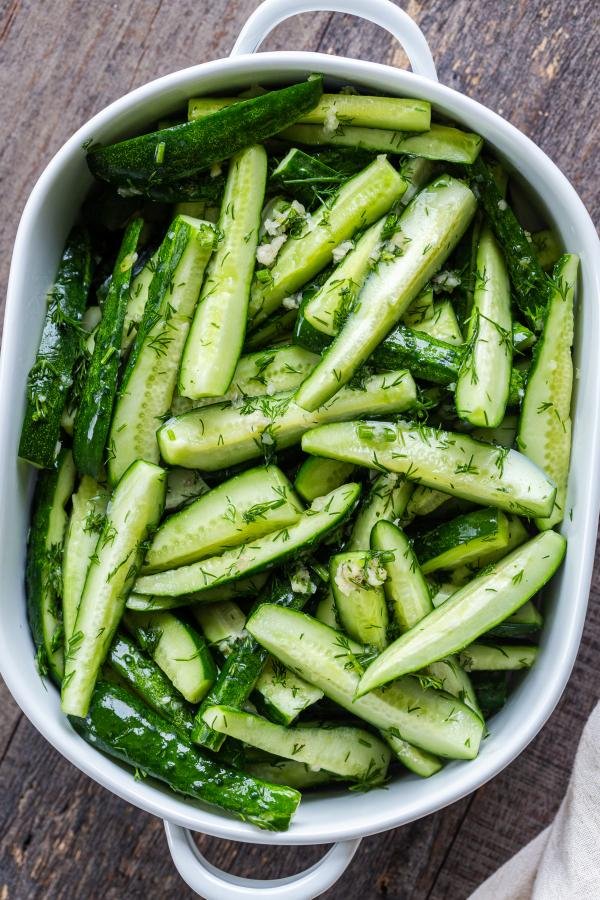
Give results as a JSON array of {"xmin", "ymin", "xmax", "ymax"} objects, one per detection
[
  {"xmin": 164, "ymin": 821, "xmax": 361, "ymax": 899},
  {"xmin": 230, "ymin": 0, "xmax": 437, "ymax": 82}
]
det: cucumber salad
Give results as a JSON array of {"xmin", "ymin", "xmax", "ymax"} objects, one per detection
[{"xmin": 19, "ymin": 77, "xmax": 576, "ymax": 831}]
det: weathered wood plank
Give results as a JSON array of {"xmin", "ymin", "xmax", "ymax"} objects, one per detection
[{"xmin": 0, "ymin": 1, "xmax": 598, "ymax": 898}]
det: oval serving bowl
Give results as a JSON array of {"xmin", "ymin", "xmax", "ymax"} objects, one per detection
[{"xmin": 1, "ymin": 1, "xmax": 599, "ymax": 896}]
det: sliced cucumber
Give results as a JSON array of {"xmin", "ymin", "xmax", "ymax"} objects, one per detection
[
  {"xmin": 448, "ymin": 514, "xmax": 529, "ymax": 585},
  {"xmin": 302, "ymin": 420, "xmax": 556, "ymax": 518},
  {"xmin": 398, "ymin": 157, "xmax": 438, "ymax": 205},
  {"xmin": 179, "ymin": 145, "xmax": 267, "ymax": 398},
  {"xmin": 295, "ymin": 216, "xmax": 386, "ymax": 345},
  {"xmin": 126, "ymin": 573, "xmax": 269, "ymax": 613},
  {"xmin": 294, "ymin": 176, "xmax": 476, "ymax": 411},
  {"xmin": 415, "ymin": 508, "xmax": 510, "ymax": 575},
  {"xmin": 404, "ymin": 485, "xmax": 451, "ymax": 519},
  {"xmin": 244, "ymin": 756, "xmax": 339, "ymax": 789},
  {"xmin": 413, "ymin": 300, "xmax": 463, "ymax": 346},
  {"xmin": 403, "ymin": 286, "xmax": 435, "ymax": 327},
  {"xmin": 254, "ymin": 659, "xmax": 324, "ymax": 726},
  {"xmin": 191, "ymin": 601, "xmax": 247, "ymax": 655},
  {"xmin": 19, "ymin": 228, "xmax": 92, "ymax": 469},
  {"xmin": 385, "ymin": 733, "xmax": 442, "ymax": 777},
  {"xmin": 191, "ymin": 93, "xmax": 430, "ymax": 132},
  {"xmin": 294, "ymin": 457, "xmax": 356, "ymax": 502},
  {"xmin": 244, "ymin": 308, "xmax": 297, "ymax": 351},
  {"xmin": 371, "ymin": 520, "xmax": 432, "ymax": 632},
  {"xmin": 280, "ymin": 123, "xmax": 483, "ymax": 164},
  {"xmin": 158, "ymin": 369, "xmax": 416, "ymax": 471},
  {"xmin": 350, "ymin": 473, "xmax": 414, "ymax": 552},
  {"xmin": 89, "ymin": 79, "xmax": 322, "ymax": 189},
  {"xmin": 73, "ymin": 218, "xmax": 143, "ymax": 476},
  {"xmin": 426, "ymin": 657, "xmax": 482, "ymax": 720},
  {"xmin": 107, "ymin": 632, "xmax": 195, "ymax": 737},
  {"xmin": 165, "ymin": 468, "xmax": 209, "ymax": 512},
  {"xmin": 121, "ymin": 252, "xmax": 157, "ymax": 352},
  {"xmin": 108, "ymin": 215, "xmax": 216, "ymax": 484},
  {"xmin": 144, "ymin": 465, "xmax": 303, "ymax": 572},
  {"xmin": 456, "ymin": 226, "xmax": 512, "ymax": 427},
  {"xmin": 246, "ymin": 605, "xmax": 484, "ymax": 759},
  {"xmin": 171, "ymin": 345, "xmax": 318, "ymax": 416},
  {"xmin": 134, "ymin": 483, "xmax": 361, "ymax": 598},
  {"xmin": 487, "ymin": 600, "xmax": 542, "ymax": 638},
  {"xmin": 330, "ymin": 552, "xmax": 389, "ymax": 650},
  {"xmin": 248, "ymin": 156, "xmax": 405, "ymax": 326},
  {"xmin": 458, "ymin": 643, "xmax": 538, "ymax": 671},
  {"xmin": 124, "ymin": 610, "xmax": 215, "ymax": 703},
  {"xmin": 530, "ymin": 229, "xmax": 562, "ymax": 271},
  {"xmin": 357, "ymin": 530, "xmax": 565, "ymax": 694},
  {"xmin": 61, "ymin": 460, "xmax": 166, "ymax": 717},
  {"xmin": 517, "ymin": 254, "xmax": 579, "ymax": 529},
  {"xmin": 72, "ymin": 681, "xmax": 300, "ymax": 831},
  {"xmin": 27, "ymin": 450, "xmax": 76, "ymax": 682},
  {"xmin": 203, "ymin": 706, "xmax": 391, "ymax": 784},
  {"xmin": 62, "ymin": 476, "xmax": 109, "ymax": 643}
]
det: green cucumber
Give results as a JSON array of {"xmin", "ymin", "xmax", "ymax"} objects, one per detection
[
  {"xmin": 330, "ymin": 552, "xmax": 389, "ymax": 649},
  {"xmin": 370, "ymin": 520, "xmax": 432, "ymax": 632},
  {"xmin": 302, "ymin": 420, "xmax": 556, "ymax": 517},
  {"xmin": 171, "ymin": 345, "xmax": 319, "ymax": 416},
  {"xmin": 244, "ymin": 309, "xmax": 297, "ymax": 351},
  {"xmin": 124, "ymin": 610, "xmax": 215, "ymax": 703},
  {"xmin": 248, "ymin": 156, "xmax": 405, "ymax": 326},
  {"xmin": 108, "ymin": 216, "xmax": 216, "ymax": 484},
  {"xmin": 414, "ymin": 508, "xmax": 511, "ymax": 574},
  {"xmin": 73, "ymin": 218, "xmax": 143, "ymax": 476},
  {"xmin": 253, "ymin": 658, "xmax": 323, "ymax": 726},
  {"xmin": 191, "ymin": 577, "xmax": 316, "ymax": 750},
  {"xmin": 134, "ymin": 483, "xmax": 361, "ymax": 598},
  {"xmin": 357, "ymin": 530, "xmax": 566, "ymax": 694},
  {"xmin": 447, "ymin": 514, "xmax": 529, "ymax": 585},
  {"xmin": 126, "ymin": 573, "xmax": 269, "ymax": 613},
  {"xmin": 246, "ymin": 605, "xmax": 484, "ymax": 759},
  {"xmin": 107, "ymin": 632, "xmax": 195, "ymax": 736},
  {"xmin": 62, "ymin": 476, "xmax": 109, "ymax": 643},
  {"xmin": 281, "ymin": 123, "xmax": 483, "ymax": 164},
  {"xmin": 191, "ymin": 601, "xmax": 247, "ymax": 655},
  {"xmin": 294, "ymin": 216, "xmax": 387, "ymax": 346},
  {"xmin": 470, "ymin": 157, "xmax": 553, "ymax": 329},
  {"xmin": 517, "ymin": 254, "xmax": 579, "ymax": 529},
  {"xmin": 404, "ymin": 485, "xmax": 451, "ymax": 520},
  {"xmin": 530, "ymin": 229, "xmax": 562, "ymax": 271},
  {"xmin": 179, "ymin": 146, "xmax": 267, "ymax": 398},
  {"xmin": 472, "ymin": 672, "xmax": 508, "ymax": 718},
  {"xmin": 88, "ymin": 79, "xmax": 322, "ymax": 189},
  {"xmin": 27, "ymin": 449, "xmax": 76, "ymax": 682},
  {"xmin": 244, "ymin": 756, "xmax": 339, "ymax": 789},
  {"xmin": 385, "ymin": 734, "xmax": 442, "ymax": 777},
  {"xmin": 204, "ymin": 706, "xmax": 391, "ymax": 784},
  {"xmin": 164, "ymin": 468, "xmax": 209, "ymax": 512},
  {"xmin": 487, "ymin": 600, "xmax": 542, "ymax": 638},
  {"xmin": 294, "ymin": 176, "xmax": 476, "ymax": 411},
  {"xmin": 350, "ymin": 474, "xmax": 414, "ymax": 552},
  {"xmin": 372, "ymin": 326, "xmax": 463, "ymax": 386},
  {"xmin": 413, "ymin": 300, "xmax": 463, "ymax": 346},
  {"xmin": 398, "ymin": 156, "xmax": 438, "ymax": 205},
  {"xmin": 144, "ymin": 465, "xmax": 303, "ymax": 572},
  {"xmin": 191, "ymin": 93, "xmax": 430, "ymax": 132},
  {"xmin": 270, "ymin": 148, "xmax": 346, "ymax": 208},
  {"xmin": 61, "ymin": 460, "xmax": 166, "ymax": 717},
  {"xmin": 512, "ymin": 322, "xmax": 536, "ymax": 353},
  {"xmin": 426, "ymin": 657, "xmax": 482, "ymax": 720},
  {"xmin": 19, "ymin": 228, "xmax": 92, "ymax": 468},
  {"xmin": 71, "ymin": 681, "xmax": 300, "ymax": 831},
  {"xmin": 294, "ymin": 457, "xmax": 356, "ymax": 502},
  {"xmin": 455, "ymin": 226, "xmax": 512, "ymax": 427},
  {"xmin": 403, "ymin": 286, "xmax": 435, "ymax": 327},
  {"xmin": 158, "ymin": 369, "xmax": 416, "ymax": 471},
  {"xmin": 458, "ymin": 643, "xmax": 538, "ymax": 671},
  {"xmin": 121, "ymin": 252, "xmax": 157, "ymax": 353}
]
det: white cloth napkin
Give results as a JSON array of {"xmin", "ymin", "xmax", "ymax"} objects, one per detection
[{"xmin": 470, "ymin": 702, "xmax": 600, "ymax": 900}]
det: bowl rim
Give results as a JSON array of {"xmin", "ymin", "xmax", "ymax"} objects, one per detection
[{"xmin": 1, "ymin": 49, "xmax": 599, "ymax": 846}]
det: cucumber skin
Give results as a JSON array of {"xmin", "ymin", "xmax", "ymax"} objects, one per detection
[
  {"xmin": 108, "ymin": 633, "xmax": 195, "ymax": 737},
  {"xmin": 88, "ymin": 80, "xmax": 323, "ymax": 188},
  {"xmin": 26, "ymin": 450, "xmax": 75, "ymax": 684},
  {"xmin": 71, "ymin": 681, "xmax": 300, "ymax": 831},
  {"xmin": 470, "ymin": 157, "xmax": 552, "ymax": 330},
  {"xmin": 414, "ymin": 508, "xmax": 508, "ymax": 571},
  {"xmin": 192, "ymin": 579, "xmax": 310, "ymax": 749},
  {"xmin": 73, "ymin": 218, "xmax": 143, "ymax": 477},
  {"xmin": 19, "ymin": 228, "xmax": 92, "ymax": 468}
]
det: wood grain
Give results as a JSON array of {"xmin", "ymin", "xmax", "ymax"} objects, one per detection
[{"xmin": 0, "ymin": 1, "xmax": 598, "ymax": 898}]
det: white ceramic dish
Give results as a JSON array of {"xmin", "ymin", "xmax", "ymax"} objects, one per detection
[{"xmin": 1, "ymin": 1, "xmax": 599, "ymax": 896}]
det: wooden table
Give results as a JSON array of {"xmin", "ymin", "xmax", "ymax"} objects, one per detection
[{"xmin": 1, "ymin": 1, "xmax": 598, "ymax": 897}]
